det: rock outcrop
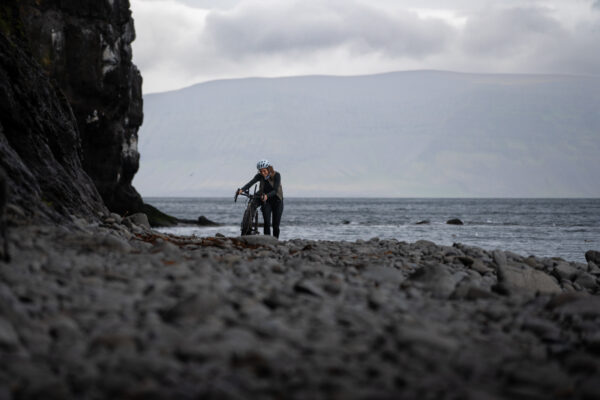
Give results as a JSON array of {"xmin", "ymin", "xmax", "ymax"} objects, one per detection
[
  {"xmin": 0, "ymin": 0, "xmax": 144, "ymax": 219},
  {"xmin": 18, "ymin": 0, "xmax": 144, "ymax": 215},
  {"xmin": 0, "ymin": 7, "xmax": 107, "ymax": 222}
]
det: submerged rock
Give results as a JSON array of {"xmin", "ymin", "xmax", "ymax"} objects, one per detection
[
  {"xmin": 446, "ymin": 218, "xmax": 464, "ymax": 225},
  {"xmin": 197, "ymin": 216, "xmax": 219, "ymax": 226}
]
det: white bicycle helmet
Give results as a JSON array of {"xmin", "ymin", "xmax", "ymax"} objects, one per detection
[{"xmin": 256, "ymin": 159, "xmax": 271, "ymax": 170}]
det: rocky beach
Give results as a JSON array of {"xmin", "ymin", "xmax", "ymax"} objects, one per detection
[
  {"xmin": 1, "ymin": 1, "xmax": 599, "ymax": 398},
  {"xmin": 1, "ymin": 211, "xmax": 599, "ymax": 399}
]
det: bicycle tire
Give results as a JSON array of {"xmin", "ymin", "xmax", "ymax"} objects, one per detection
[
  {"xmin": 241, "ymin": 207, "xmax": 254, "ymax": 235},
  {"xmin": 253, "ymin": 208, "xmax": 259, "ymax": 234}
]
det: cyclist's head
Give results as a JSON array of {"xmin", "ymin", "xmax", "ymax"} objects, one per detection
[{"xmin": 256, "ymin": 159, "xmax": 271, "ymax": 170}]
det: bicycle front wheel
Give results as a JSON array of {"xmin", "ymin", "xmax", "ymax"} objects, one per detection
[{"xmin": 241, "ymin": 207, "xmax": 254, "ymax": 236}]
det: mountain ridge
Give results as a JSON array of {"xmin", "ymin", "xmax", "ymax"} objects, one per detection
[
  {"xmin": 134, "ymin": 70, "xmax": 600, "ymax": 197},
  {"xmin": 149, "ymin": 69, "xmax": 597, "ymax": 95}
]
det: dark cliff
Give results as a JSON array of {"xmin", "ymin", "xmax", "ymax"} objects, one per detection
[
  {"xmin": 0, "ymin": 0, "xmax": 144, "ymax": 220},
  {"xmin": 0, "ymin": 5, "xmax": 106, "ymax": 221}
]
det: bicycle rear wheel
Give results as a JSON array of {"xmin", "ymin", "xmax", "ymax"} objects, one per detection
[{"xmin": 241, "ymin": 207, "xmax": 254, "ymax": 235}]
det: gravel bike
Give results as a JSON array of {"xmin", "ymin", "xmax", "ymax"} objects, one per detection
[{"xmin": 234, "ymin": 185, "xmax": 262, "ymax": 236}]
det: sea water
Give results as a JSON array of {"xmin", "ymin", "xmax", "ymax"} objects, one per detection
[{"xmin": 144, "ymin": 197, "xmax": 600, "ymax": 263}]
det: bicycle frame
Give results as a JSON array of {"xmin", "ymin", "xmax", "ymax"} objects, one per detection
[{"xmin": 234, "ymin": 185, "xmax": 262, "ymax": 235}]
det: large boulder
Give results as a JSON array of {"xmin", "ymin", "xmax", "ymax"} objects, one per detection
[{"xmin": 496, "ymin": 263, "xmax": 562, "ymax": 295}]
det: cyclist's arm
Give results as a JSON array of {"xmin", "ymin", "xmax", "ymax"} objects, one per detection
[
  {"xmin": 241, "ymin": 174, "xmax": 261, "ymax": 192},
  {"xmin": 265, "ymin": 172, "xmax": 281, "ymax": 199}
]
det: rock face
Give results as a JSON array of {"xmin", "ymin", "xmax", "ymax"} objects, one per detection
[
  {"xmin": 0, "ymin": 9, "xmax": 107, "ymax": 221},
  {"xmin": 16, "ymin": 0, "xmax": 144, "ymax": 215}
]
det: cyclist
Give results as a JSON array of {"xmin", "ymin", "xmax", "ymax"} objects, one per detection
[{"xmin": 238, "ymin": 159, "xmax": 284, "ymax": 238}]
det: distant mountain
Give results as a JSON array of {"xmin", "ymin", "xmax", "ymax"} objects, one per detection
[{"xmin": 134, "ymin": 70, "xmax": 600, "ymax": 197}]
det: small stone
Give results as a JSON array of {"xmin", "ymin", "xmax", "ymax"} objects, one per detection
[
  {"xmin": 546, "ymin": 292, "xmax": 589, "ymax": 309},
  {"xmin": 492, "ymin": 250, "xmax": 507, "ymax": 268},
  {"xmin": 524, "ymin": 256, "xmax": 544, "ymax": 269},
  {"xmin": 125, "ymin": 213, "xmax": 151, "ymax": 229},
  {"xmin": 553, "ymin": 262, "xmax": 578, "ymax": 281},
  {"xmin": 396, "ymin": 326, "xmax": 458, "ymax": 353},
  {"xmin": 552, "ymin": 296, "xmax": 600, "ymax": 318},
  {"xmin": 0, "ymin": 317, "xmax": 20, "ymax": 350},
  {"xmin": 101, "ymin": 234, "xmax": 132, "ymax": 253},
  {"xmin": 110, "ymin": 212, "xmax": 123, "ymax": 223},
  {"xmin": 367, "ymin": 289, "xmax": 386, "ymax": 310},
  {"xmin": 585, "ymin": 250, "xmax": 600, "ymax": 265},
  {"xmin": 238, "ymin": 235, "xmax": 279, "ymax": 247},
  {"xmin": 465, "ymin": 286, "xmax": 498, "ymax": 300},
  {"xmin": 361, "ymin": 265, "xmax": 405, "ymax": 285},
  {"xmin": 293, "ymin": 279, "xmax": 325, "ymax": 297},
  {"xmin": 221, "ymin": 254, "xmax": 242, "ymax": 264},
  {"xmin": 455, "ymin": 256, "xmax": 474, "ymax": 267},
  {"xmin": 160, "ymin": 293, "xmax": 221, "ymax": 323},
  {"xmin": 270, "ymin": 263, "xmax": 285, "ymax": 273},
  {"xmin": 574, "ymin": 272, "xmax": 597, "ymax": 290},
  {"xmin": 470, "ymin": 259, "xmax": 493, "ymax": 274},
  {"xmin": 152, "ymin": 240, "xmax": 181, "ymax": 255},
  {"xmin": 585, "ymin": 331, "xmax": 600, "ymax": 352},
  {"xmin": 408, "ymin": 264, "xmax": 458, "ymax": 298},
  {"xmin": 588, "ymin": 261, "xmax": 600, "ymax": 275},
  {"xmin": 521, "ymin": 318, "xmax": 560, "ymax": 339}
]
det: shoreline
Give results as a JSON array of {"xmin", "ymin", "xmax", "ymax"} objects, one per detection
[
  {"xmin": 1, "ymin": 215, "xmax": 599, "ymax": 399},
  {"xmin": 143, "ymin": 197, "xmax": 600, "ymax": 264}
]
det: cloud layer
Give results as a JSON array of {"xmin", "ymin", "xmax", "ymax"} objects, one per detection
[{"xmin": 131, "ymin": 0, "xmax": 600, "ymax": 93}]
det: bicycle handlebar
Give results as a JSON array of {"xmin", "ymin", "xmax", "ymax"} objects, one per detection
[{"xmin": 235, "ymin": 188, "xmax": 262, "ymax": 203}]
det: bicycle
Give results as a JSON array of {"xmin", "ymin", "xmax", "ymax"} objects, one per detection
[{"xmin": 234, "ymin": 185, "xmax": 262, "ymax": 236}]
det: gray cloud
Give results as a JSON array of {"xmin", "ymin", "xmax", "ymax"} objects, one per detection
[
  {"xmin": 204, "ymin": 1, "xmax": 456, "ymax": 59},
  {"xmin": 458, "ymin": 6, "xmax": 600, "ymax": 76},
  {"xmin": 178, "ymin": 0, "xmax": 240, "ymax": 10},
  {"xmin": 130, "ymin": 0, "xmax": 600, "ymax": 93},
  {"xmin": 462, "ymin": 7, "xmax": 564, "ymax": 56}
]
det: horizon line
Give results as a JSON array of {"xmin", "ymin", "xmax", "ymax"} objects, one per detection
[
  {"xmin": 142, "ymin": 68, "xmax": 599, "ymax": 96},
  {"xmin": 142, "ymin": 196, "xmax": 600, "ymax": 200}
]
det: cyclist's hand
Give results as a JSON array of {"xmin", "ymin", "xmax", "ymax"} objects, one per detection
[
  {"xmin": 237, "ymin": 189, "xmax": 243, "ymax": 195},
  {"xmin": 262, "ymin": 194, "xmax": 268, "ymax": 202}
]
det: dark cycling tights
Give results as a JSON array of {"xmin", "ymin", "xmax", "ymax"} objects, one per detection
[{"xmin": 261, "ymin": 199, "xmax": 284, "ymax": 238}]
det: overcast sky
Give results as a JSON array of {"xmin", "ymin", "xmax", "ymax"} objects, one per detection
[{"xmin": 130, "ymin": 0, "xmax": 600, "ymax": 93}]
